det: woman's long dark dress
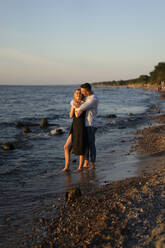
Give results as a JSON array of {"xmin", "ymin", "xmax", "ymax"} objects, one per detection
[{"xmin": 70, "ymin": 111, "xmax": 88, "ymax": 155}]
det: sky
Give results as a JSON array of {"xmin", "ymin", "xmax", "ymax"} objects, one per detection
[{"xmin": 0, "ymin": 0, "xmax": 165, "ymax": 85}]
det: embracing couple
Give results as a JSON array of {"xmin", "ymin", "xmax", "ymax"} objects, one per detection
[{"xmin": 62, "ymin": 83, "xmax": 99, "ymax": 172}]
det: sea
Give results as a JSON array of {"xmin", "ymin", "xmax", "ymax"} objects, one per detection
[{"xmin": 0, "ymin": 85, "xmax": 163, "ymax": 247}]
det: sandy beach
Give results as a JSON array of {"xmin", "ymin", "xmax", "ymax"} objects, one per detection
[{"xmin": 18, "ymin": 90, "xmax": 165, "ymax": 248}]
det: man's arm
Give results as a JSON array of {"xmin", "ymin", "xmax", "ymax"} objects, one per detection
[
  {"xmin": 75, "ymin": 96, "xmax": 97, "ymax": 118},
  {"xmin": 77, "ymin": 96, "xmax": 97, "ymax": 112}
]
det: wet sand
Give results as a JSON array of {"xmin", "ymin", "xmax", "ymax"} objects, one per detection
[{"xmin": 19, "ymin": 99, "xmax": 165, "ymax": 247}]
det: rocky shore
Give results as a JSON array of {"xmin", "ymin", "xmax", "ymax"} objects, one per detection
[
  {"xmin": 19, "ymin": 103, "xmax": 165, "ymax": 248},
  {"xmin": 93, "ymin": 82, "xmax": 165, "ymax": 92},
  {"xmin": 20, "ymin": 170, "xmax": 165, "ymax": 248}
]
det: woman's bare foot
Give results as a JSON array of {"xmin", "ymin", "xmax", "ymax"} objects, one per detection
[
  {"xmin": 76, "ymin": 166, "xmax": 83, "ymax": 171},
  {"xmin": 61, "ymin": 167, "xmax": 70, "ymax": 172},
  {"xmin": 83, "ymin": 160, "xmax": 89, "ymax": 168}
]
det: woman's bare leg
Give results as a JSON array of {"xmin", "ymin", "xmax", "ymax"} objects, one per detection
[
  {"xmin": 77, "ymin": 155, "xmax": 84, "ymax": 171},
  {"xmin": 62, "ymin": 134, "xmax": 72, "ymax": 172},
  {"xmin": 83, "ymin": 159, "xmax": 89, "ymax": 168}
]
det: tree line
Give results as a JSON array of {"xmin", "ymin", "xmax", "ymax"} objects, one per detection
[{"xmin": 92, "ymin": 62, "xmax": 165, "ymax": 86}]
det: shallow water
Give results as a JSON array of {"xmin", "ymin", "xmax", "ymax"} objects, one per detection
[{"xmin": 0, "ymin": 85, "xmax": 161, "ymax": 247}]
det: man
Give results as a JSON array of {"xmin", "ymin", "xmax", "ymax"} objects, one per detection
[{"xmin": 75, "ymin": 83, "xmax": 99, "ymax": 169}]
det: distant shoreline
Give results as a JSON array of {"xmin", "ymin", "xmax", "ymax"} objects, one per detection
[
  {"xmin": 92, "ymin": 62, "xmax": 165, "ymax": 91},
  {"xmin": 92, "ymin": 82, "xmax": 165, "ymax": 91}
]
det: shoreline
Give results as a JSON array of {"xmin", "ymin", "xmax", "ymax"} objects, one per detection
[
  {"xmin": 19, "ymin": 93, "xmax": 165, "ymax": 248},
  {"xmin": 21, "ymin": 170, "xmax": 165, "ymax": 248},
  {"xmin": 93, "ymin": 82, "xmax": 165, "ymax": 92}
]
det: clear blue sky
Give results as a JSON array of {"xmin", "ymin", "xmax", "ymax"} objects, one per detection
[{"xmin": 0, "ymin": 0, "xmax": 165, "ymax": 85}]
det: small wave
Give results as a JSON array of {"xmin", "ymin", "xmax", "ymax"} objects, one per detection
[
  {"xmin": 46, "ymin": 113, "xmax": 60, "ymax": 119},
  {"xmin": 24, "ymin": 132, "xmax": 49, "ymax": 138},
  {"xmin": 0, "ymin": 122, "xmax": 9, "ymax": 126},
  {"xmin": 148, "ymin": 104, "xmax": 160, "ymax": 113},
  {"xmin": 0, "ymin": 167, "xmax": 22, "ymax": 176},
  {"xmin": 49, "ymin": 127, "xmax": 67, "ymax": 135},
  {"xmin": 40, "ymin": 170, "xmax": 59, "ymax": 179},
  {"xmin": 103, "ymin": 114, "xmax": 148, "ymax": 130},
  {"xmin": 22, "ymin": 117, "xmax": 41, "ymax": 122},
  {"xmin": 0, "ymin": 121, "xmax": 16, "ymax": 127}
]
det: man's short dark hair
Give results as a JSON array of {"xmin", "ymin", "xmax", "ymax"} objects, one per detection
[{"xmin": 80, "ymin": 83, "xmax": 91, "ymax": 92}]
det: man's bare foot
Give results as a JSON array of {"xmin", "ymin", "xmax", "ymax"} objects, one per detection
[
  {"xmin": 88, "ymin": 163, "xmax": 95, "ymax": 170},
  {"xmin": 61, "ymin": 168, "xmax": 70, "ymax": 172},
  {"xmin": 76, "ymin": 167, "xmax": 83, "ymax": 171}
]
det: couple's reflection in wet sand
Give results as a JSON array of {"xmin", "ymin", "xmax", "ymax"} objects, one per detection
[{"xmin": 63, "ymin": 168, "xmax": 100, "ymax": 193}]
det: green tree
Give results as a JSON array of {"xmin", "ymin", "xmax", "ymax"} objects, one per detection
[{"xmin": 149, "ymin": 62, "xmax": 165, "ymax": 84}]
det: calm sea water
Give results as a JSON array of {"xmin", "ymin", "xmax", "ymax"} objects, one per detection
[{"xmin": 0, "ymin": 85, "xmax": 161, "ymax": 247}]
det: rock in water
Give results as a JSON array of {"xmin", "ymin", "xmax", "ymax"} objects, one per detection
[
  {"xmin": 24, "ymin": 126, "xmax": 31, "ymax": 133},
  {"xmin": 16, "ymin": 122, "xmax": 23, "ymax": 127},
  {"xmin": 1, "ymin": 143, "xmax": 15, "ymax": 150},
  {"xmin": 65, "ymin": 188, "xmax": 82, "ymax": 201},
  {"xmin": 50, "ymin": 128, "xmax": 64, "ymax": 135},
  {"xmin": 104, "ymin": 114, "xmax": 117, "ymax": 118},
  {"xmin": 40, "ymin": 118, "xmax": 48, "ymax": 128}
]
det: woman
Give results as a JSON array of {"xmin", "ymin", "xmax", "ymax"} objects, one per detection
[{"xmin": 62, "ymin": 89, "xmax": 88, "ymax": 172}]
